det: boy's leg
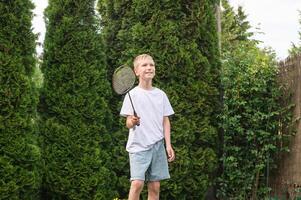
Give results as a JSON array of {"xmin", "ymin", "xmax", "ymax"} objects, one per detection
[
  {"xmin": 148, "ymin": 140, "xmax": 170, "ymax": 181},
  {"xmin": 147, "ymin": 181, "xmax": 160, "ymax": 200},
  {"xmin": 129, "ymin": 150, "xmax": 152, "ymax": 200},
  {"xmin": 146, "ymin": 140, "xmax": 170, "ymax": 200},
  {"xmin": 128, "ymin": 180, "xmax": 144, "ymax": 200}
]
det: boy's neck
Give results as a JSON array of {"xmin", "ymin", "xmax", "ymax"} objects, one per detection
[{"xmin": 138, "ymin": 80, "xmax": 153, "ymax": 90}]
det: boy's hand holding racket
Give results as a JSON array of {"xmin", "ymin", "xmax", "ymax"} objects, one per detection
[{"xmin": 130, "ymin": 115, "xmax": 140, "ymax": 127}]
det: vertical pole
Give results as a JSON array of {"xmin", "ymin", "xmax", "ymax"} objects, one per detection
[{"xmin": 267, "ymin": 153, "xmax": 270, "ymax": 198}]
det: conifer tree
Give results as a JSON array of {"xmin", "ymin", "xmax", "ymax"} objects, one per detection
[
  {"xmin": 39, "ymin": 0, "xmax": 116, "ymax": 198},
  {"xmin": 0, "ymin": 1, "xmax": 41, "ymax": 199},
  {"xmin": 98, "ymin": 0, "xmax": 221, "ymax": 198},
  {"xmin": 221, "ymin": 0, "xmax": 254, "ymax": 50}
]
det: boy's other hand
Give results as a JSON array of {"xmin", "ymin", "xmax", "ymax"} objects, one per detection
[{"xmin": 166, "ymin": 146, "xmax": 175, "ymax": 162}]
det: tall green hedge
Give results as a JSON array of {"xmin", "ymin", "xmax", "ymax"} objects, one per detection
[
  {"xmin": 0, "ymin": 1, "xmax": 41, "ymax": 199},
  {"xmin": 98, "ymin": 1, "xmax": 221, "ymax": 199},
  {"xmin": 38, "ymin": 0, "xmax": 117, "ymax": 199}
]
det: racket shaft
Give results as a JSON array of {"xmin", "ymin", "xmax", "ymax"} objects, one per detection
[{"xmin": 128, "ymin": 92, "xmax": 140, "ymax": 126}]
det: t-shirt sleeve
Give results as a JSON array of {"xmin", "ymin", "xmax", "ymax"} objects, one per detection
[
  {"xmin": 120, "ymin": 93, "xmax": 134, "ymax": 117},
  {"xmin": 163, "ymin": 92, "xmax": 174, "ymax": 116}
]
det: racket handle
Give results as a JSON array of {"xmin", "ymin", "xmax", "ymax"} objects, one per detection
[{"xmin": 134, "ymin": 111, "xmax": 140, "ymax": 126}]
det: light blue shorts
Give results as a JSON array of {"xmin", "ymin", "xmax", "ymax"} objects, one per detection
[{"xmin": 129, "ymin": 140, "xmax": 170, "ymax": 182}]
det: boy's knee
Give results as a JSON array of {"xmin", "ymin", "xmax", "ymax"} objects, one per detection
[
  {"xmin": 131, "ymin": 180, "xmax": 144, "ymax": 192},
  {"xmin": 148, "ymin": 181, "xmax": 160, "ymax": 193}
]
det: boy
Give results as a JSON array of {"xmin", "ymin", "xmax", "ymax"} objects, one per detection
[{"xmin": 120, "ymin": 54, "xmax": 175, "ymax": 200}]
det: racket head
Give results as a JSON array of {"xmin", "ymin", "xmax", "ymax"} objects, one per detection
[{"xmin": 112, "ymin": 65, "xmax": 136, "ymax": 95}]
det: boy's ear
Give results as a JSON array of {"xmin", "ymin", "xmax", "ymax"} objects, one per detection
[{"xmin": 134, "ymin": 68, "xmax": 139, "ymax": 76}]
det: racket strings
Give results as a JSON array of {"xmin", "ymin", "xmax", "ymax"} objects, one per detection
[{"xmin": 112, "ymin": 66, "xmax": 136, "ymax": 95}]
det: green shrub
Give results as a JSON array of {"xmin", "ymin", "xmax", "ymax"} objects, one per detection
[
  {"xmin": 218, "ymin": 2, "xmax": 293, "ymax": 198},
  {"xmin": 218, "ymin": 42, "xmax": 293, "ymax": 199}
]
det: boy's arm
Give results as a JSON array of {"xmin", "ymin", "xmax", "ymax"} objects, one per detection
[
  {"xmin": 163, "ymin": 116, "xmax": 175, "ymax": 162},
  {"xmin": 126, "ymin": 115, "xmax": 140, "ymax": 129}
]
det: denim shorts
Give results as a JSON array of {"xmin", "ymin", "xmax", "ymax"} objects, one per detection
[{"xmin": 129, "ymin": 140, "xmax": 170, "ymax": 182}]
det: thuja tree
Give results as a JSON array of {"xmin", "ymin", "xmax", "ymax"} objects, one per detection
[
  {"xmin": 39, "ymin": 0, "xmax": 117, "ymax": 198},
  {"xmin": 98, "ymin": 0, "xmax": 221, "ymax": 199},
  {"xmin": 0, "ymin": 1, "xmax": 41, "ymax": 199},
  {"xmin": 220, "ymin": 0, "xmax": 254, "ymax": 50},
  {"xmin": 218, "ymin": 1, "xmax": 293, "ymax": 198}
]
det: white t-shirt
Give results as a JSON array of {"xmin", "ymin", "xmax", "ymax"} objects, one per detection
[{"xmin": 120, "ymin": 86, "xmax": 174, "ymax": 153}]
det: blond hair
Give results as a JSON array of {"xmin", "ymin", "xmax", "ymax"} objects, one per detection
[{"xmin": 133, "ymin": 54, "xmax": 154, "ymax": 69}]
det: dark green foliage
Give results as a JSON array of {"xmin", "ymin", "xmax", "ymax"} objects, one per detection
[
  {"xmin": 39, "ymin": 0, "xmax": 117, "ymax": 199},
  {"xmin": 221, "ymin": 0, "xmax": 255, "ymax": 50},
  {"xmin": 0, "ymin": 1, "xmax": 41, "ymax": 199},
  {"xmin": 98, "ymin": 0, "xmax": 221, "ymax": 199}
]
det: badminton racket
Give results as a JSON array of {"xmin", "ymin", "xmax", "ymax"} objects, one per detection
[{"xmin": 112, "ymin": 65, "xmax": 140, "ymax": 126}]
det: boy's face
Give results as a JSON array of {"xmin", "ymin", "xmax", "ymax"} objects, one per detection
[{"xmin": 134, "ymin": 57, "xmax": 155, "ymax": 81}]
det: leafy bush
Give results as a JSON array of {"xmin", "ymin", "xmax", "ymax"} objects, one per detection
[
  {"xmin": 218, "ymin": 42, "xmax": 293, "ymax": 199},
  {"xmin": 218, "ymin": 2, "xmax": 293, "ymax": 198}
]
